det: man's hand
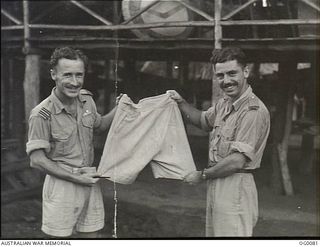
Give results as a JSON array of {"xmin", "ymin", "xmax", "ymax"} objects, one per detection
[
  {"xmin": 166, "ymin": 90, "xmax": 184, "ymax": 104},
  {"xmin": 76, "ymin": 173, "xmax": 101, "ymax": 186},
  {"xmin": 116, "ymin": 93, "xmax": 124, "ymax": 105},
  {"xmin": 183, "ymin": 171, "xmax": 202, "ymax": 185},
  {"xmin": 77, "ymin": 168, "xmax": 102, "ymax": 186}
]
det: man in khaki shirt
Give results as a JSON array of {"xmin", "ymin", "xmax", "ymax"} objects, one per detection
[
  {"xmin": 167, "ymin": 47, "xmax": 270, "ymax": 236},
  {"xmin": 26, "ymin": 47, "xmax": 117, "ymax": 237}
]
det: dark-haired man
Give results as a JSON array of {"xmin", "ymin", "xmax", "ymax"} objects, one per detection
[
  {"xmin": 167, "ymin": 47, "xmax": 270, "ymax": 236},
  {"xmin": 26, "ymin": 47, "xmax": 117, "ymax": 237}
]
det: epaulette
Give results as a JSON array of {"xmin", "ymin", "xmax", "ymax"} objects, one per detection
[
  {"xmin": 38, "ymin": 107, "xmax": 51, "ymax": 120},
  {"xmin": 248, "ymin": 95, "xmax": 260, "ymax": 110},
  {"xmin": 80, "ymin": 89, "xmax": 93, "ymax": 96}
]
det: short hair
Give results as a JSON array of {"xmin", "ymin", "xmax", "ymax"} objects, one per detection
[
  {"xmin": 210, "ymin": 46, "xmax": 247, "ymax": 68},
  {"xmin": 50, "ymin": 47, "xmax": 88, "ymax": 70}
]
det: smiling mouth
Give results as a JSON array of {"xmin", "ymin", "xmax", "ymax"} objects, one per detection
[
  {"xmin": 65, "ymin": 86, "xmax": 80, "ymax": 91},
  {"xmin": 222, "ymin": 83, "xmax": 238, "ymax": 90}
]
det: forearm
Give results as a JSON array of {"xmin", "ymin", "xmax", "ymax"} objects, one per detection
[
  {"xmin": 98, "ymin": 107, "xmax": 117, "ymax": 132},
  {"xmin": 30, "ymin": 151, "xmax": 91, "ymax": 185},
  {"xmin": 178, "ymin": 100, "xmax": 203, "ymax": 129},
  {"xmin": 204, "ymin": 153, "xmax": 247, "ymax": 179}
]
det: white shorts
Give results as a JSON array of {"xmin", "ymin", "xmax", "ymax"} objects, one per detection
[
  {"xmin": 98, "ymin": 93, "xmax": 196, "ymax": 184},
  {"xmin": 42, "ymin": 168, "xmax": 104, "ymax": 237}
]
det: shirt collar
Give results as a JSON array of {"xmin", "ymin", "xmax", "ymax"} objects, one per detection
[
  {"xmin": 49, "ymin": 87, "xmax": 86, "ymax": 114},
  {"xmin": 223, "ymin": 86, "xmax": 253, "ymax": 112}
]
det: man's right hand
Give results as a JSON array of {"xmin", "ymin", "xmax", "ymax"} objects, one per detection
[
  {"xmin": 77, "ymin": 173, "xmax": 101, "ymax": 186},
  {"xmin": 166, "ymin": 90, "xmax": 185, "ymax": 104}
]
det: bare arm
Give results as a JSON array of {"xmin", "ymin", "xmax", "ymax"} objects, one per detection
[
  {"xmin": 30, "ymin": 149, "xmax": 100, "ymax": 186},
  {"xmin": 97, "ymin": 106, "xmax": 117, "ymax": 132},
  {"xmin": 204, "ymin": 152, "xmax": 247, "ymax": 179},
  {"xmin": 184, "ymin": 152, "xmax": 247, "ymax": 184},
  {"xmin": 166, "ymin": 90, "xmax": 203, "ymax": 129},
  {"xmin": 96, "ymin": 93, "xmax": 124, "ymax": 132}
]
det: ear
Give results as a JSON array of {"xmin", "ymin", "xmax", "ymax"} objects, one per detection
[
  {"xmin": 50, "ymin": 69, "xmax": 56, "ymax": 81},
  {"xmin": 243, "ymin": 65, "xmax": 249, "ymax": 79}
]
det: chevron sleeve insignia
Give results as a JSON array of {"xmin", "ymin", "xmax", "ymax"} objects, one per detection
[{"xmin": 38, "ymin": 107, "xmax": 51, "ymax": 120}]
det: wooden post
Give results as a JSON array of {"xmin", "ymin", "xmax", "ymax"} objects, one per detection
[
  {"xmin": 1, "ymin": 58, "xmax": 6, "ymax": 139},
  {"xmin": 214, "ymin": 0, "xmax": 222, "ymax": 50},
  {"xmin": 275, "ymin": 61, "xmax": 296, "ymax": 196},
  {"xmin": 113, "ymin": 0, "xmax": 120, "ymax": 98},
  {"xmin": 212, "ymin": 0, "xmax": 224, "ymax": 103},
  {"xmin": 23, "ymin": 0, "xmax": 40, "ymax": 126},
  {"xmin": 207, "ymin": 0, "xmax": 224, "ymax": 165}
]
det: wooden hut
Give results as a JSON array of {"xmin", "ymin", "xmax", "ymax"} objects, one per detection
[{"xmin": 1, "ymin": 0, "xmax": 319, "ymax": 202}]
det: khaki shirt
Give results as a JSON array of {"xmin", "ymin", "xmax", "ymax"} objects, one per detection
[
  {"xmin": 26, "ymin": 88, "xmax": 102, "ymax": 168},
  {"xmin": 200, "ymin": 86, "xmax": 270, "ymax": 169}
]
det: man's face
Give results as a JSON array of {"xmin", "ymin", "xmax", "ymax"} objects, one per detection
[
  {"xmin": 51, "ymin": 58, "xmax": 85, "ymax": 100},
  {"xmin": 214, "ymin": 60, "xmax": 249, "ymax": 101}
]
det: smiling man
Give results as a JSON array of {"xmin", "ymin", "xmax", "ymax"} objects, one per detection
[
  {"xmin": 167, "ymin": 47, "xmax": 270, "ymax": 237},
  {"xmin": 26, "ymin": 47, "xmax": 117, "ymax": 238}
]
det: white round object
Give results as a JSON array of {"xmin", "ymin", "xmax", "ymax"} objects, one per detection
[{"xmin": 122, "ymin": 0, "xmax": 194, "ymax": 39}]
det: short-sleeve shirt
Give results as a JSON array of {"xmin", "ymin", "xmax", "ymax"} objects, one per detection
[
  {"xmin": 200, "ymin": 86, "xmax": 270, "ymax": 169},
  {"xmin": 26, "ymin": 88, "xmax": 102, "ymax": 168}
]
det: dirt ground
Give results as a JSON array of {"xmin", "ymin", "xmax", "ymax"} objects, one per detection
[{"xmin": 1, "ymin": 136, "xmax": 319, "ymax": 239}]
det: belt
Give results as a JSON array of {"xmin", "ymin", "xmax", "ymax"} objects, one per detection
[
  {"xmin": 57, "ymin": 163, "xmax": 95, "ymax": 174},
  {"xmin": 236, "ymin": 169, "xmax": 253, "ymax": 174}
]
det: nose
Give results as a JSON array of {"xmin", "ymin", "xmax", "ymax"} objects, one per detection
[
  {"xmin": 70, "ymin": 75, "xmax": 80, "ymax": 86},
  {"xmin": 223, "ymin": 74, "xmax": 232, "ymax": 84}
]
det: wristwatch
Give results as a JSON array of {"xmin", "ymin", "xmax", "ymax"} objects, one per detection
[{"xmin": 201, "ymin": 169, "xmax": 207, "ymax": 180}]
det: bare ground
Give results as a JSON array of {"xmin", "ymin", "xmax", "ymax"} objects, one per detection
[{"xmin": 1, "ymin": 136, "xmax": 319, "ymax": 239}]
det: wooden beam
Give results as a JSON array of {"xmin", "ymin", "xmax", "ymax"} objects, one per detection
[
  {"xmin": 222, "ymin": 0, "xmax": 258, "ymax": 20},
  {"xmin": 70, "ymin": 0, "xmax": 112, "ymax": 25},
  {"xmin": 1, "ymin": 8, "xmax": 22, "ymax": 25},
  {"xmin": 121, "ymin": 0, "xmax": 161, "ymax": 25},
  {"xmin": 221, "ymin": 19, "xmax": 320, "ymax": 26},
  {"xmin": 179, "ymin": 1, "xmax": 214, "ymax": 21},
  {"xmin": 3, "ymin": 18, "xmax": 319, "ymax": 32},
  {"xmin": 300, "ymin": 0, "xmax": 320, "ymax": 13},
  {"xmin": 1, "ymin": 25, "xmax": 24, "ymax": 30}
]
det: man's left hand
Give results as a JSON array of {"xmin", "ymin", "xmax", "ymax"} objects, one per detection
[
  {"xmin": 183, "ymin": 171, "xmax": 202, "ymax": 185},
  {"xmin": 116, "ymin": 93, "xmax": 124, "ymax": 105}
]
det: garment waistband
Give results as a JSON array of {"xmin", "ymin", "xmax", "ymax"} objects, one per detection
[
  {"xmin": 119, "ymin": 93, "xmax": 176, "ymax": 111},
  {"xmin": 57, "ymin": 163, "xmax": 96, "ymax": 174}
]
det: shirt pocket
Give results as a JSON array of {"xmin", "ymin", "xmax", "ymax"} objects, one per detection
[
  {"xmin": 51, "ymin": 126, "xmax": 75, "ymax": 156},
  {"xmin": 217, "ymin": 127, "xmax": 234, "ymax": 157},
  {"xmin": 81, "ymin": 113, "xmax": 95, "ymax": 145},
  {"xmin": 82, "ymin": 113, "xmax": 95, "ymax": 128}
]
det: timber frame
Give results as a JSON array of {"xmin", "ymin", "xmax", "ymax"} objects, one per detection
[
  {"xmin": 1, "ymin": 0, "xmax": 320, "ymax": 197},
  {"xmin": 1, "ymin": 0, "xmax": 320, "ymax": 60}
]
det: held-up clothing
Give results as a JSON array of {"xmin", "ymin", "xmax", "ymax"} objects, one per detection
[
  {"xmin": 98, "ymin": 93, "xmax": 196, "ymax": 184},
  {"xmin": 26, "ymin": 88, "xmax": 104, "ymax": 237},
  {"xmin": 200, "ymin": 86, "xmax": 270, "ymax": 236}
]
